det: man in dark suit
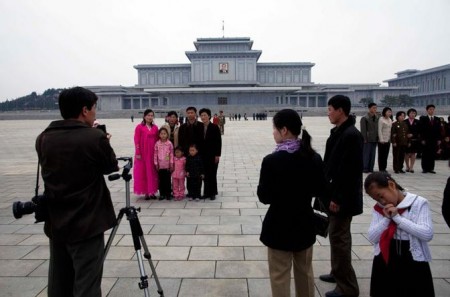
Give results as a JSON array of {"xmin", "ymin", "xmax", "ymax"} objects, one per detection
[
  {"xmin": 319, "ymin": 95, "xmax": 363, "ymax": 297},
  {"xmin": 419, "ymin": 104, "xmax": 441, "ymax": 173}
]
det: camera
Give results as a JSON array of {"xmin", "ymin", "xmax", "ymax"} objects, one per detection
[
  {"xmin": 97, "ymin": 124, "xmax": 107, "ymax": 134},
  {"xmin": 12, "ymin": 194, "xmax": 49, "ymax": 223}
]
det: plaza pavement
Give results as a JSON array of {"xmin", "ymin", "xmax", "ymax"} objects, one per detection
[{"xmin": 0, "ymin": 116, "xmax": 449, "ymax": 297}]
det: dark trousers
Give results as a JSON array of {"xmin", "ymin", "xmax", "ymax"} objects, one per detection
[
  {"xmin": 48, "ymin": 233, "xmax": 105, "ymax": 297},
  {"xmin": 392, "ymin": 145, "xmax": 406, "ymax": 172},
  {"xmin": 421, "ymin": 141, "xmax": 437, "ymax": 172},
  {"xmin": 329, "ymin": 215, "xmax": 359, "ymax": 296},
  {"xmin": 158, "ymin": 169, "xmax": 172, "ymax": 197},
  {"xmin": 187, "ymin": 176, "xmax": 202, "ymax": 198},
  {"xmin": 203, "ymin": 158, "xmax": 219, "ymax": 197},
  {"xmin": 363, "ymin": 142, "xmax": 377, "ymax": 172},
  {"xmin": 377, "ymin": 142, "xmax": 390, "ymax": 171}
]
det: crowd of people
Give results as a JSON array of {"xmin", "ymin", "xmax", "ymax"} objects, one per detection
[
  {"xmin": 133, "ymin": 107, "xmax": 222, "ymax": 201},
  {"xmin": 32, "ymin": 86, "xmax": 449, "ymax": 296},
  {"xmin": 257, "ymin": 96, "xmax": 440, "ymax": 297},
  {"xmin": 361, "ymin": 102, "xmax": 449, "ymax": 174}
]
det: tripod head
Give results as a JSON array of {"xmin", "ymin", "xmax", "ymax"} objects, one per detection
[{"xmin": 109, "ymin": 157, "xmax": 133, "ymax": 182}]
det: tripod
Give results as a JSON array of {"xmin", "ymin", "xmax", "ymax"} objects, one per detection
[{"xmin": 103, "ymin": 157, "xmax": 164, "ymax": 297}]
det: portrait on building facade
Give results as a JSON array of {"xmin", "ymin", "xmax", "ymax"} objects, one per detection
[{"xmin": 219, "ymin": 63, "xmax": 228, "ymax": 74}]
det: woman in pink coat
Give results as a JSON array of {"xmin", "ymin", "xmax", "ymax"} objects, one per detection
[{"xmin": 133, "ymin": 109, "xmax": 159, "ymax": 199}]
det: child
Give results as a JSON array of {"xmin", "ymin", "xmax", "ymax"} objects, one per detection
[
  {"xmin": 154, "ymin": 127, "xmax": 174, "ymax": 200},
  {"xmin": 364, "ymin": 172, "xmax": 434, "ymax": 297},
  {"xmin": 185, "ymin": 144, "xmax": 204, "ymax": 201},
  {"xmin": 172, "ymin": 146, "xmax": 186, "ymax": 201}
]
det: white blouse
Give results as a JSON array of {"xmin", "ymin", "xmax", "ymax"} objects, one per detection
[
  {"xmin": 367, "ymin": 192, "xmax": 433, "ymax": 262},
  {"xmin": 378, "ymin": 116, "xmax": 392, "ymax": 143}
]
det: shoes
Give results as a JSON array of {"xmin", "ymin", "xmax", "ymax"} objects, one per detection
[
  {"xmin": 145, "ymin": 194, "xmax": 157, "ymax": 200},
  {"xmin": 210, "ymin": 195, "xmax": 216, "ymax": 200},
  {"xmin": 395, "ymin": 171, "xmax": 399, "ymax": 174},
  {"xmin": 399, "ymin": 170, "xmax": 406, "ymax": 173},
  {"xmin": 422, "ymin": 171, "xmax": 428, "ymax": 173},
  {"xmin": 195, "ymin": 198, "xmax": 200, "ymax": 201},
  {"xmin": 429, "ymin": 170, "xmax": 436, "ymax": 174},
  {"xmin": 406, "ymin": 168, "xmax": 410, "ymax": 172},
  {"xmin": 188, "ymin": 197, "xmax": 193, "ymax": 201},
  {"xmin": 159, "ymin": 196, "xmax": 165, "ymax": 201},
  {"xmin": 410, "ymin": 170, "xmax": 414, "ymax": 173},
  {"xmin": 319, "ymin": 274, "xmax": 336, "ymax": 283},
  {"xmin": 145, "ymin": 195, "xmax": 151, "ymax": 200}
]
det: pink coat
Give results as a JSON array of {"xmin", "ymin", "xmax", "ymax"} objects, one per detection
[
  {"xmin": 154, "ymin": 140, "xmax": 174, "ymax": 170},
  {"xmin": 172, "ymin": 156, "xmax": 186, "ymax": 179},
  {"xmin": 133, "ymin": 123, "xmax": 159, "ymax": 195}
]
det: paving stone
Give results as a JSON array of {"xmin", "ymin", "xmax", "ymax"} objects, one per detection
[{"xmin": 2, "ymin": 117, "xmax": 450, "ymax": 297}]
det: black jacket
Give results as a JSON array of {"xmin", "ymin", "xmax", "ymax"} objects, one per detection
[
  {"xmin": 178, "ymin": 120, "xmax": 203, "ymax": 154},
  {"xmin": 186, "ymin": 154, "xmax": 204, "ymax": 179},
  {"xmin": 443, "ymin": 177, "xmax": 450, "ymax": 228},
  {"xmin": 323, "ymin": 116, "xmax": 364, "ymax": 217},
  {"xmin": 36, "ymin": 120, "xmax": 118, "ymax": 243},
  {"xmin": 258, "ymin": 149, "xmax": 325, "ymax": 251}
]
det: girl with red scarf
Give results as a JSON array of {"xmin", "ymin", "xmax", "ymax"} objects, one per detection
[{"xmin": 364, "ymin": 172, "xmax": 434, "ymax": 297}]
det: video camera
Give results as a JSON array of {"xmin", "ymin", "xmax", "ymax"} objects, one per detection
[{"xmin": 12, "ymin": 194, "xmax": 48, "ymax": 223}]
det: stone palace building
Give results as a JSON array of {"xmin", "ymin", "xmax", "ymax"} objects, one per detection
[{"xmin": 86, "ymin": 37, "xmax": 448, "ymax": 114}]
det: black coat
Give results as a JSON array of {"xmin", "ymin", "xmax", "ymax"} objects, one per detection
[
  {"xmin": 36, "ymin": 120, "xmax": 118, "ymax": 243},
  {"xmin": 258, "ymin": 149, "xmax": 326, "ymax": 251},
  {"xmin": 178, "ymin": 120, "xmax": 204, "ymax": 154},
  {"xmin": 323, "ymin": 116, "xmax": 364, "ymax": 217},
  {"xmin": 443, "ymin": 177, "xmax": 450, "ymax": 228}
]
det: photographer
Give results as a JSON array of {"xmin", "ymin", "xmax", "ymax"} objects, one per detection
[{"xmin": 36, "ymin": 87, "xmax": 118, "ymax": 297}]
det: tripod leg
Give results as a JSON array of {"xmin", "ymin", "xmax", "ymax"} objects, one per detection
[
  {"xmin": 140, "ymin": 235, "xmax": 164, "ymax": 297},
  {"xmin": 128, "ymin": 208, "xmax": 165, "ymax": 297},
  {"xmin": 103, "ymin": 208, "xmax": 126, "ymax": 263}
]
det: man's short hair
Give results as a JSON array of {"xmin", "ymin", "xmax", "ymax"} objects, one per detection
[
  {"xmin": 186, "ymin": 106, "xmax": 197, "ymax": 113},
  {"xmin": 368, "ymin": 102, "xmax": 377, "ymax": 109},
  {"xmin": 58, "ymin": 87, "xmax": 98, "ymax": 119},
  {"xmin": 167, "ymin": 111, "xmax": 178, "ymax": 118},
  {"xmin": 328, "ymin": 95, "xmax": 351, "ymax": 116},
  {"xmin": 426, "ymin": 104, "xmax": 435, "ymax": 110}
]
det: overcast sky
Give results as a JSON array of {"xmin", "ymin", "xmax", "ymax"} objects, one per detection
[{"xmin": 1, "ymin": 0, "xmax": 449, "ymax": 101}]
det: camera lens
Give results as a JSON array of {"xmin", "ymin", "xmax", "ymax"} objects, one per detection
[{"xmin": 12, "ymin": 201, "xmax": 36, "ymax": 219}]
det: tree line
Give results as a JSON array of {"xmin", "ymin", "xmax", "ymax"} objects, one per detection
[
  {"xmin": 359, "ymin": 94, "xmax": 413, "ymax": 107},
  {"xmin": 0, "ymin": 88, "xmax": 63, "ymax": 111}
]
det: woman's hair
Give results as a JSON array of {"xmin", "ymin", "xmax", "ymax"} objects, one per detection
[
  {"xmin": 199, "ymin": 108, "xmax": 211, "ymax": 119},
  {"xmin": 395, "ymin": 111, "xmax": 405, "ymax": 121},
  {"xmin": 381, "ymin": 107, "xmax": 392, "ymax": 117},
  {"xmin": 273, "ymin": 109, "xmax": 315, "ymax": 156},
  {"xmin": 364, "ymin": 171, "xmax": 404, "ymax": 192},
  {"xmin": 141, "ymin": 109, "xmax": 154, "ymax": 126},
  {"xmin": 407, "ymin": 108, "xmax": 417, "ymax": 116}
]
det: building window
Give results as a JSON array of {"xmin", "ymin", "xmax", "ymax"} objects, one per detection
[
  {"xmin": 218, "ymin": 97, "xmax": 228, "ymax": 105},
  {"xmin": 163, "ymin": 97, "xmax": 168, "ymax": 106},
  {"xmin": 151, "ymin": 97, "xmax": 159, "ymax": 107},
  {"xmin": 219, "ymin": 63, "xmax": 228, "ymax": 74}
]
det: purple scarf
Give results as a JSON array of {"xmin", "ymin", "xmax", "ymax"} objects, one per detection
[{"xmin": 274, "ymin": 139, "xmax": 301, "ymax": 153}]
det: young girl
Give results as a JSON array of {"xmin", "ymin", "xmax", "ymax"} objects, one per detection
[
  {"xmin": 365, "ymin": 172, "xmax": 434, "ymax": 297},
  {"xmin": 154, "ymin": 127, "xmax": 173, "ymax": 200},
  {"xmin": 172, "ymin": 146, "xmax": 186, "ymax": 201}
]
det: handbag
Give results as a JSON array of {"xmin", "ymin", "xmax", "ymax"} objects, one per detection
[{"xmin": 313, "ymin": 198, "xmax": 329, "ymax": 238}]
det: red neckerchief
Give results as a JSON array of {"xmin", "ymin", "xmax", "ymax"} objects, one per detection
[{"xmin": 374, "ymin": 204, "xmax": 407, "ymax": 264}]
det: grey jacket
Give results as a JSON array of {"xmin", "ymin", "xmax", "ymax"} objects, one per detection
[{"xmin": 360, "ymin": 113, "xmax": 380, "ymax": 142}]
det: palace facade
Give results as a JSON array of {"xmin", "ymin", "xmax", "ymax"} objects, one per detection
[{"xmin": 87, "ymin": 37, "xmax": 447, "ymax": 113}]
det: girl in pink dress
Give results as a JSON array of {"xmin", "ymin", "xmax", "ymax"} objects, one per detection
[
  {"xmin": 172, "ymin": 146, "xmax": 187, "ymax": 200},
  {"xmin": 133, "ymin": 109, "xmax": 159, "ymax": 200}
]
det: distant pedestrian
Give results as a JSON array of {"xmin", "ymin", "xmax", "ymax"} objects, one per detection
[
  {"xmin": 218, "ymin": 110, "xmax": 226, "ymax": 135},
  {"xmin": 404, "ymin": 108, "xmax": 420, "ymax": 173},
  {"xmin": 131, "ymin": 115, "xmax": 134, "ymax": 122}
]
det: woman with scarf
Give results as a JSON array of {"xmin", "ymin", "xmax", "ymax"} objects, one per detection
[{"xmin": 257, "ymin": 109, "xmax": 326, "ymax": 297}]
